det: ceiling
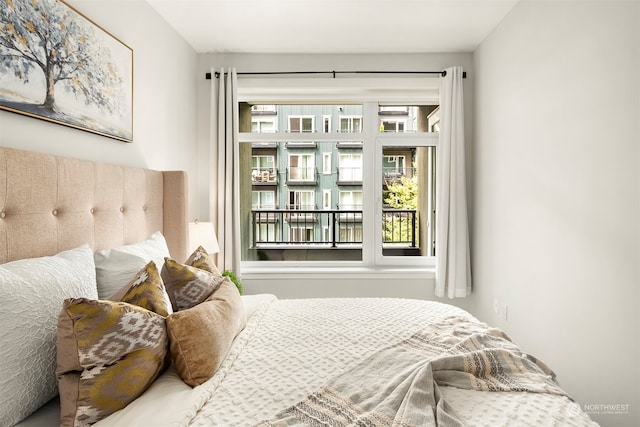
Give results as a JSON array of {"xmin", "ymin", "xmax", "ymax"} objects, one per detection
[{"xmin": 146, "ymin": 0, "xmax": 519, "ymax": 54}]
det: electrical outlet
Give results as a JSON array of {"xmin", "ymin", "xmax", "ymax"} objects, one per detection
[{"xmin": 500, "ymin": 304, "xmax": 508, "ymax": 321}]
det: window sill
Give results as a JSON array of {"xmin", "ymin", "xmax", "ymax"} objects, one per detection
[{"xmin": 241, "ymin": 263, "xmax": 435, "ymax": 280}]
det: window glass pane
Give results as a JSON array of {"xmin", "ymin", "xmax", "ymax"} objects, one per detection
[
  {"xmin": 242, "ymin": 139, "xmax": 363, "ymax": 262},
  {"xmin": 381, "ymin": 145, "xmax": 436, "ymax": 257},
  {"xmin": 239, "ymin": 102, "xmax": 436, "ymax": 263},
  {"xmin": 249, "ymin": 104, "xmax": 363, "ymax": 133},
  {"xmin": 378, "ymin": 105, "xmax": 439, "ymax": 133}
]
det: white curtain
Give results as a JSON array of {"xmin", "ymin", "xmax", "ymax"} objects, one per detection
[
  {"xmin": 209, "ymin": 67, "xmax": 241, "ymax": 274},
  {"xmin": 435, "ymin": 66, "xmax": 472, "ymax": 298}
]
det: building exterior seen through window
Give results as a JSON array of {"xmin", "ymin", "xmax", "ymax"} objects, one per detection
[{"xmin": 239, "ymin": 103, "xmax": 438, "ymax": 263}]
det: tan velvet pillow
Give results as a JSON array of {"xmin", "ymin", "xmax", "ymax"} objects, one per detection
[
  {"xmin": 166, "ymin": 278, "xmax": 246, "ymax": 387},
  {"xmin": 108, "ymin": 261, "xmax": 173, "ymax": 317},
  {"xmin": 56, "ymin": 299, "xmax": 168, "ymax": 427},
  {"xmin": 162, "ymin": 257, "xmax": 224, "ymax": 311}
]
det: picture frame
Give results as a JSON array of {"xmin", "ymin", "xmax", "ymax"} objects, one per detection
[{"xmin": 0, "ymin": 0, "xmax": 133, "ymax": 142}]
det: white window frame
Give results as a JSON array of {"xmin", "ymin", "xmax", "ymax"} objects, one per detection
[
  {"xmin": 322, "ymin": 152, "xmax": 331, "ymax": 175},
  {"xmin": 253, "ymin": 155, "xmax": 275, "ymax": 169},
  {"xmin": 251, "ymin": 117, "xmax": 277, "ymax": 133},
  {"xmin": 338, "ymin": 190, "xmax": 363, "ymax": 210},
  {"xmin": 380, "ymin": 118, "xmax": 407, "ymax": 133},
  {"xmin": 338, "ymin": 152, "xmax": 363, "ymax": 182},
  {"xmin": 288, "ymin": 190, "xmax": 315, "ymax": 210},
  {"xmin": 289, "ymin": 225, "xmax": 314, "ymax": 242},
  {"xmin": 323, "ymin": 189, "xmax": 332, "ymax": 210},
  {"xmin": 323, "ymin": 115, "xmax": 331, "ymax": 133},
  {"xmin": 339, "ymin": 115, "xmax": 362, "ymax": 133},
  {"xmin": 252, "ymin": 190, "xmax": 276, "ymax": 209},
  {"xmin": 288, "ymin": 153, "xmax": 315, "ymax": 182},
  {"xmin": 288, "ymin": 115, "xmax": 315, "ymax": 133},
  {"xmin": 238, "ymin": 82, "xmax": 440, "ymax": 276}
]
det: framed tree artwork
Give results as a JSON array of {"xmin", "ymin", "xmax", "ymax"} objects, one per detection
[{"xmin": 0, "ymin": 0, "xmax": 133, "ymax": 142}]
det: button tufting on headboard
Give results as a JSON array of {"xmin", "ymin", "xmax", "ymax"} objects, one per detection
[{"xmin": 0, "ymin": 147, "xmax": 188, "ymax": 264}]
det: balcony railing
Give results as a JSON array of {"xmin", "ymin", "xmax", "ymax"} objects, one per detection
[
  {"xmin": 251, "ymin": 208, "xmax": 417, "ymax": 248},
  {"xmin": 383, "ymin": 209, "xmax": 418, "ymax": 247}
]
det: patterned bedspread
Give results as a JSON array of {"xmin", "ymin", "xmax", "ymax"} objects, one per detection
[
  {"xmin": 257, "ymin": 317, "xmax": 569, "ymax": 427},
  {"xmin": 97, "ymin": 296, "xmax": 597, "ymax": 427}
]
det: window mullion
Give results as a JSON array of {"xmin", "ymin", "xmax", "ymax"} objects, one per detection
[{"xmin": 361, "ymin": 101, "xmax": 378, "ymax": 267}]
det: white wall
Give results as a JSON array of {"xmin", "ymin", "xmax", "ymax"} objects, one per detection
[
  {"xmin": 0, "ymin": 0, "xmax": 199, "ymax": 217},
  {"xmin": 472, "ymin": 1, "xmax": 639, "ymax": 426}
]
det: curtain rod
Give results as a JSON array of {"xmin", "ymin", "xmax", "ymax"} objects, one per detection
[{"xmin": 204, "ymin": 70, "xmax": 466, "ymax": 79}]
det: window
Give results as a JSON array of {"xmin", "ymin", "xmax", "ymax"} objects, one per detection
[
  {"xmin": 323, "ymin": 189, "xmax": 331, "ymax": 210},
  {"xmin": 339, "ymin": 116, "xmax": 362, "ymax": 132},
  {"xmin": 339, "ymin": 190, "xmax": 362, "ymax": 210},
  {"xmin": 252, "ymin": 155, "xmax": 277, "ymax": 183},
  {"xmin": 289, "ymin": 116, "xmax": 314, "ymax": 133},
  {"xmin": 338, "ymin": 153, "xmax": 362, "ymax": 183},
  {"xmin": 323, "ymin": 115, "xmax": 331, "ymax": 133},
  {"xmin": 383, "ymin": 155, "xmax": 406, "ymax": 176},
  {"xmin": 289, "ymin": 190, "xmax": 315, "ymax": 210},
  {"xmin": 253, "ymin": 155, "xmax": 274, "ymax": 169},
  {"xmin": 380, "ymin": 119, "xmax": 406, "ymax": 133},
  {"xmin": 240, "ymin": 101, "xmax": 437, "ymax": 268},
  {"xmin": 252, "ymin": 190, "xmax": 275, "ymax": 209},
  {"xmin": 252, "ymin": 117, "xmax": 276, "ymax": 133},
  {"xmin": 322, "ymin": 152, "xmax": 331, "ymax": 175},
  {"xmin": 288, "ymin": 154, "xmax": 315, "ymax": 182},
  {"xmin": 290, "ymin": 226, "xmax": 314, "ymax": 243}
]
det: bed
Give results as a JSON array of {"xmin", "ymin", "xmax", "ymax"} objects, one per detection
[{"xmin": 0, "ymin": 147, "xmax": 597, "ymax": 427}]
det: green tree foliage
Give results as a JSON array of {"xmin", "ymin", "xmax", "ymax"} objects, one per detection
[
  {"xmin": 384, "ymin": 174, "xmax": 418, "ymax": 210},
  {"xmin": 383, "ymin": 167, "xmax": 418, "ymax": 244},
  {"xmin": 0, "ymin": 0, "xmax": 124, "ymax": 113}
]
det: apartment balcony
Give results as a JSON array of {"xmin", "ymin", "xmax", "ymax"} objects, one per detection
[
  {"xmin": 252, "ymin": 141, "xmax": 278, "ymax": 149},
  {"xmin": 250, "ymin": 208, "xmax": 417, "ymax": 248},
  {"xmin": 251, "ymin": 168, "xmax": 278, "ymax": 185},
  {"xmin": 336, "ymin": 167, "xmax": 363, "ymax": 185},
  {"xmin": 285, "ymin": 140, "xmax": 317, "ymax": 149},
  {"xmin": 284, "ymin": 204, "xmax": 318, "ymax": 223},
  {"xmin": 336, "ymin": 141, "xmax": 363, "ymax": 148},
  {"xmin": 286, "ymin": 167, "xmax": 317, "ymax": 185}
]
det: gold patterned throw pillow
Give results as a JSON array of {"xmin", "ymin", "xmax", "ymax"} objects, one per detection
[
  {"xmin": 185, "ymin": 245, "xmax": 222, "ymax": 275},
  {"xmin": 166, "ymin": 277, "xmax": 246, "ymax": 387},
  {"xmin": 56, "ymin": 299, "xmax": 168, "ymax": 427},
  {"xmin": 162, "ymin": 258, "xmax": 224, "ymax": 311},
  {"xmin": 108, "ymin": 261, "xmax": 173, "ymax": 317}
]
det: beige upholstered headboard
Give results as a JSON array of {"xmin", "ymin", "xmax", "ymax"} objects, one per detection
[{"xmin": 0, "ymin": 147, "xmax": 188, "ymax": 264}]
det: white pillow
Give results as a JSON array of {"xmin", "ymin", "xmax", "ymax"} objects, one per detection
[
  {"xmin": 94, "ymin": 231, "xmax": 171, "ymax": 299},
  {"xmin": 0, "ymin": 245, "xmax": 97, "ymax": 427}
]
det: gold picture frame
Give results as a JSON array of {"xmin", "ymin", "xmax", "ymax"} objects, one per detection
[{"xmin": 0, "ymin": 0, "xmax": 133, "ymax": 142}]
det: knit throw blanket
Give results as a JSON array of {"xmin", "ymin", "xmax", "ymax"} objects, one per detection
[{"xmin": 256, "ymin": 317, "xmax": 568, "ymax": 427}]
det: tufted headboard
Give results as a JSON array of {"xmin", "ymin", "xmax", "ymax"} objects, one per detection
[{"xmin": 0, "ymin": 147, "xmax": 188, "ymax": 264}]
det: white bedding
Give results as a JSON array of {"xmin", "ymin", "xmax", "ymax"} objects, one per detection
[{"xmin": 92, "ymin": 295, "xmax": 596, "ymax": 427}]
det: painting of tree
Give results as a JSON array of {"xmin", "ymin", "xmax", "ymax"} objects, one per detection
[{"xmin": 0, "ymin": 0, "xmax": 133, "ymax": 142}]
